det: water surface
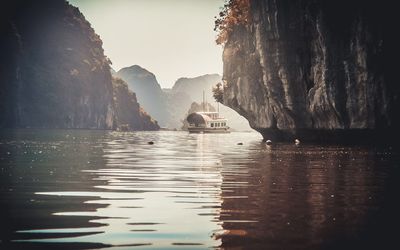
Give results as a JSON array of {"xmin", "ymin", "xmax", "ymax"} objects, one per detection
[{"xmin": 0, "ymin": 129, "xmax": 398, "ymax": 249}]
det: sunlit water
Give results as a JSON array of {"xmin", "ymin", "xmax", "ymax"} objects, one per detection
[{"xmin": 0, "ymin": 129, "xmax": 399, "ymax": 249}]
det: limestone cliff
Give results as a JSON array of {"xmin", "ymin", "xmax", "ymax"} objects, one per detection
[
  {"xmin": 172, "ymin": 74, "xmax": 222, "ymax": 101},
  {"xmin": 116, "ymin": 65, "xmax": 169, "ymax": 127},
  {"xmin": 0, "ymin": 0, "xmax": 114, "ymax": 129},
  {"xmin": 221, "ymin": 0, "xmax": 395, "ymax": 142},
  {"xmin": 112, "ymin": 77, "xmax": 159, "ymax": 131},
  {"xmin": 0, "ymin": 0, "xmax": 158, "ymax": 131}
]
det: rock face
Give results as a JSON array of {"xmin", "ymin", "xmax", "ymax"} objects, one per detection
[
  {"xmin": 222, "ymin": 0, "xmax": 395, "ymax": 142},
  {"xmin": 0, "ymin": 0, "xmax": 158, "ymax": 131},
  {"xmin": 0, "ymin": 0, "xmax": 114, "ymax": 129},
  {"xmin": 115, "ymin": 65, "xmax": 168, "ymax": 127},
  {"xmin": 112, "ymin": 77, "xmax": 159, "ymax": 131},
  {"xmin": 172, "ymin": 74, "xmax": 222, "ymax": 101}
]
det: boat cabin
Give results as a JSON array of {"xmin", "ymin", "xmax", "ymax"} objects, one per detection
[{"xmin": 186, "ymin": 112, "xmax": 229, "ymax": 133}]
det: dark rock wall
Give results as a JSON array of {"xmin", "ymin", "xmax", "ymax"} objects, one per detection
[
  {"xmin": 222, "ymin": 0, "xmax": 394, "ymax": 142},
  {"xmin": 0, "ymin": 0, "xmax": 114, "ymax": 129},
  {"xmin": 112, "ymin": 77, "xmax": 159, "ymax": 131},
  {"xmin": 1, "ymin": 0, "xmax": 159, "ymax": 131}
]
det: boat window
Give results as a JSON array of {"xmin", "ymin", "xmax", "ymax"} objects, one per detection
[{"xmin": 211, "ymin": 123, "xmax": 214, "ymax": 127}]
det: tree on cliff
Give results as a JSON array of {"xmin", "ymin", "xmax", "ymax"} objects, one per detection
[
  {"xmin": 214, "ymin": 0, "xmax": 250, "ymax": 45},
  {"xmin": 212, "ymin": 82, "xmax": 224, "ymax": 103}
]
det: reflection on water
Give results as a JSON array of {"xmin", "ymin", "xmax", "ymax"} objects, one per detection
[{"xmin": 0, "ymin": 129, "xmax": 398, "ymax": 249}]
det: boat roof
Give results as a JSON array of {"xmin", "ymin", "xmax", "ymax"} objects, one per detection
[
  {"xmin": 187, "ymin": 113, "xmax": 212, "ymax": 124},
  {"xmin": 187, "ymin": 112, "xmax": 228, "ymax": 124}
]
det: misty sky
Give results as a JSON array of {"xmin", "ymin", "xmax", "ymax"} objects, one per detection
[{"xmin": 68, "ymin": 0, "xmax": 224, "ymax": 88}]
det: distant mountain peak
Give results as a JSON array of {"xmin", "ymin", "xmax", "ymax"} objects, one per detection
[
  {"xmin": 172, "ymin": 74, "xmax": 222, "ymax": 95},
  {"xmin": 118, "ymin": 65, "xmax": 153, "ymax": 76},
  {"xmin": 115, "ymin": 65, "xmax": 167, "ymax": 126},
  {"xmin": 174, "ymin": 73, "xmax": 221, "ymax": 84}
]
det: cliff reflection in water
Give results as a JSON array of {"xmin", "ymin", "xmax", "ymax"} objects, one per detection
[
  {"xmin": 217, "ymin": 143, "xmax": 396, "ymax": 249},
  {"xmin": 0, "ymin": 129, "xmax": 398, "ymax": 249}
]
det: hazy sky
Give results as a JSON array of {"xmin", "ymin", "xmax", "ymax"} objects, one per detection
[{"xmin": 68, "ymin": 0, "xmax": 224, "ymax": 88}]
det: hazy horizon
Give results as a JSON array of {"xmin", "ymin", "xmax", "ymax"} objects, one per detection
[{"xmin": 68, "ymin": 0, "xmax": 224, "ymax": 88}]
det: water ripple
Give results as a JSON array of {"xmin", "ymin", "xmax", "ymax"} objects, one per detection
[{"xmin": 1, "ymin": 130, "xmax": 398, "ymax": 249}]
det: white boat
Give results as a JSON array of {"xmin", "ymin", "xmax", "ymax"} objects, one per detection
[{"xmin": 186, "ymin": 111, "xmax": 230, "ymax": 133}]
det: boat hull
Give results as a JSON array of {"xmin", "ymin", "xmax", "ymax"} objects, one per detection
[{"xmin": 188, "ymin": 127, "xmax": 230, "ymax": 134}]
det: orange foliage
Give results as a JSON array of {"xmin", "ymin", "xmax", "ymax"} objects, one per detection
[{"xmin": 214, "ymin": 0, "xmax": 250, "ymax": 45}]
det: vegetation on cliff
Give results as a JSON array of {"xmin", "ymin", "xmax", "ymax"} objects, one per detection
[
  {"xmin": 214, "ymin": 0, "xmax": 250, "ymax": 45},
  {"xmin": 212, "ymin": 82, "xmax": 224, "ymax": 103}
]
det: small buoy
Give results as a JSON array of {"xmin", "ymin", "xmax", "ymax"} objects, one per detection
[
  {"xmin": 265, "ymin": 140, "xmax": 272, "ymax": 145},
  {"xmin": 237, "ymin": 142, "xmax": 243, "ymax": 145},
  {"xmin": 147, "ymin": 141, "xmax": 154, "ymax": 145},
  {"xmin": 294, "ymin": 139, "xmax": 300, "ymax": 145}
]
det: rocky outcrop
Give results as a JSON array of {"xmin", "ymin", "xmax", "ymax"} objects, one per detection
[
  {"xmin": 172, "ymin": 74, "xmax": 222, "ymax": 101},
  {"xmin": 112, "ymin": 77, "xmax": 159, "ymax": 131},
  {"xmin": 115, "ymin": 65, "xmax": 168, "ymax": 126},
  {"xmin": 222, "ymin": 0, "xmax": 395, "ymax": 142},
  {"xmin": 0, "ymin": 0, "xmax": 159, "ymax": 131},
  {"xmin": 0, "ymin": 0, "xmax": 114, "ymax": 129}
]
